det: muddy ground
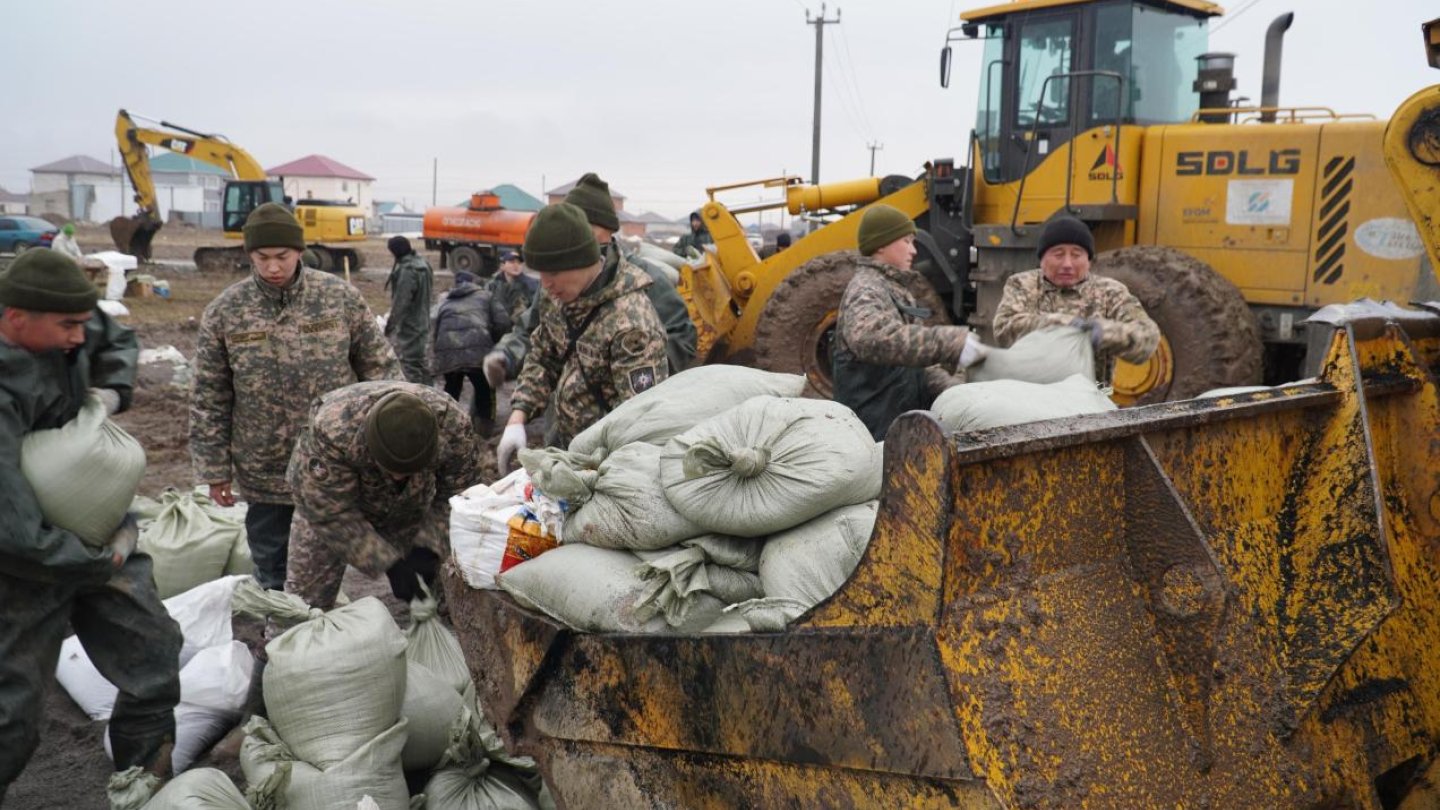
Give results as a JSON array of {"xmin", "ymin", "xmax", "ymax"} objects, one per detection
[{"xmin": 5, "ymin": 236, "xmax": 510, "ymax": 809}]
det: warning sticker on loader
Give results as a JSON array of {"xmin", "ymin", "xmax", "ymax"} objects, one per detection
[{"xmin": 1225, "ymin": 179, "xmax": 1293, "ymax": 226}]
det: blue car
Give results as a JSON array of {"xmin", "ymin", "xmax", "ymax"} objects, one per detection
[{"xmin": 0, "ymin": 216, "xmax": 57, "ymax": 253}]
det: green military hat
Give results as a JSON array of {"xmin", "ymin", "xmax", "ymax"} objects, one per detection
[
  {"xmin": 857, "ymin": 204, "xmax": 917, "ymax": 257},
  {"xmin": 243, "ymin": 202, "xmax": 306, "ymax": 253},
  {"xmin": 0, "ymin": 249, "xmax": 97, "ymax": 313},
  {"xmin": 523, "ymin": 203, "xmax": 601, "ymax": 272},
  {"xmin": 365, "ymin": 390, "xmax": 439, "ymax": 474},
  {"xmin": 564, "ymin": 172, "xmax": 620, "ymax": 232}
]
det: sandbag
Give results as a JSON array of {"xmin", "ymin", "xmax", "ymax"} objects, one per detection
[
  {"xmin": 142, "ymin": 767, "xmax": 249, "ymax": 809},
  {"xmin": 929, "ymin": 374, "xmax": 1116, "ymax": 433},
  {"xmin": 260, "ymin": 593, "xmax": 408, "ymax": 769},
  {"xmin": 968, "ymin": 326, "xmax": 1095, "ymax": 383},
  {"xmin": 401, "ymin": 660, "xmax": 468, "ymax": 772},
  {"xmin": 660, "ymin": 397, "xmax": 881, "ymax": 537},
  {"xmin": 20, "ymin": 392, "xmax": 146, "ymax": 546},
  {"xmin": 406, "ymin": 585, "xmax": 476, "ymax": 700},
  {"xmin": 759, "ymin": 501, "xmax": 878, "ymax": 609},
  {"xmin": 498, "ymin": 544, "xmax": 723, "ymax": 633},
  {"xmin": 425, "ymin": 760, "xmax": 543, "ymax": 810},
  {"xmin": 525, "ymin": 443, "xmax": 703, "ymax": 551},
  {"xmin": 106, "ymin": 766, "xmax": 160, "ymax": 810},
  {"xmin": 568, "ymin": 365, "xmax": 806, "ymax": 456},
  {"xmin": 636, "ymin": 542, "xmax": 764, "ymax": 627},
  {"xmin": 138, "ymin": 489, "xmax": 246, "ymax": 598},
  {"xmin": 240, "ymin": 716, "xmax": 410, "ymax": 810}
]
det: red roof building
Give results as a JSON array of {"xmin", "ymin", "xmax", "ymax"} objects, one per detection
[{"xmin": 266, "ymin": 154, "xmax": 375, "ymax": 209}]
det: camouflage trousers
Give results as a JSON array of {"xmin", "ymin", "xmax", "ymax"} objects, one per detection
[{"xmin": 0, "ymin": 554, "xmax": 181, "ymax": 796}]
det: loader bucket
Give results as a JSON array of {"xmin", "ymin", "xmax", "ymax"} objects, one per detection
[
  {"xmin": 446, "ymin": 301, "xmax": 1440, "ymax": 808},
  {"xmin": 109, "ymin": 214, "xmax": 160, "ymax": 261}
]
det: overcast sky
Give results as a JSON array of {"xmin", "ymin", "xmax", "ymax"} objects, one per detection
[{"xmin": 3, "ymin": 0, "xmax": 1435, "ymax": 221}]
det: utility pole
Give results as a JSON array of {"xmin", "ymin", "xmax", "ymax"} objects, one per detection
[
  {"xmin": 431, "ymin": 158, "xmax": 438, "ymax": 206},
  {"xmin": 867, "ymin": 142, "xmax": 883, "ymax": 176},
  {"xmin": 807, "ymin": 4, "xmax": 841, "ymax": 187}
]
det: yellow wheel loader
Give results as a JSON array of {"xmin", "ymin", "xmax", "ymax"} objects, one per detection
[
  {"xmin": 444, "ymin": 5, "xmax": 1440, "ymax": 808},
  {"xmin": 676, "ymin": 1, "xmax": 1440, "ymax": 406},
  {"xmin": 110, "ymin": 110, "xmax": 367, "ymax": 272}
]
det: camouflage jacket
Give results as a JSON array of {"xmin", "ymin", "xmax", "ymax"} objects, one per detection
[
  {"xmin": 384, "ymin": 253, "xmax": 433, "ymax": 383},
  {"xmin": 285, "ymin": 381, "xmax": 481, "ymax": 605},
  {"xmin": 834, "ymin": 254, "xmax": 969, "ymax": 397},
  {"xmin": 488, "ymin": 273, "xmax": 537, "ymax": 340},
  {"xmin": 992, "ymin": 270, "xmax": 1161, "ymax": 376},
  {"xmin": 190, "ymin": 268, "xmax": 402, "ymax": 504},
  {"xmin": 0, "ymin": 308, "xmax": 138, "ymax": 584},
  {"xmin": 510, "ymin": 260, "xmax": 669, "ymax": 447},
  {"xmin": 494, "ymin": 241, "xmax": 695, "ymax": 375}
]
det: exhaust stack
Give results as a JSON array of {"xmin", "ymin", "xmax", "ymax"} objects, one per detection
[
  {"xmin": 1194, "ymin": 52, "xmax": 1237, "ymax": 123},
  {"xmin": 1260, "ymin": 12, "xmax": 1295, "ymax": 122}
]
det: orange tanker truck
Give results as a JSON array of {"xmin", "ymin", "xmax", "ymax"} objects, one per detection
[{"xmin": 422, "ymin": 190, "xmax": 534, "ymax": 276}]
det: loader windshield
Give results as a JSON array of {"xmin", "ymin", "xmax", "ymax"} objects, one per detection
[{"xmin": 1090, "ymin": 1, "xmax": 1208, "ymax": 125}]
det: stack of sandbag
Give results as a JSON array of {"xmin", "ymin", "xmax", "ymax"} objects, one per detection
[
  {"xmin": 20, "ymin": 391, "xmax": 146, "ymax": 546},
  {"xmin": 138, "ymin": 488, "xmax": 253, "ymax": 599},
  {"xmin": 232, "ymin": 581, "xmax": 410, "ymax": 810},
  {"xmin": 500, "ymin": 390, "xmax": 884, "ymax": 635},
  {"xmin": 930, "ymin": 373, "xmax": 1117, "ymax": 432},
  {"xmin": 55, "ymin": 575, "xmax": 254, "ymax": 773},
  {"xmin": 967, "ymin": 326, "xmax": 1095, "ymax": 383}
]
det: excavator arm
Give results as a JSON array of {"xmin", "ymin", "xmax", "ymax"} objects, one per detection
[{"xmin": 110, "ymin": 108, "xmax": 267, "ymax": 259}]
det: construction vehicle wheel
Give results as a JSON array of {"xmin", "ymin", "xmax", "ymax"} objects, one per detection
[
  {"xmin": 751, "ymin": 251, "xmax": 948, "ymax": 397},
  {"xmin": 450, "ymin": 246, "xmax": 484, "ymax": 275},
  {"xmin": 311, "ymin": 248, "xmax": 336, "ymax": 273},
  {"xmin": 1094, "ymin": 245, "xmax": 1262, "ymax": 405}
]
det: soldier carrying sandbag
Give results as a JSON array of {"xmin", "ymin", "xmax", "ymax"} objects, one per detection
[{"xmin": 0, "ymin": 250, "xmax": 182, "ymax": 799}]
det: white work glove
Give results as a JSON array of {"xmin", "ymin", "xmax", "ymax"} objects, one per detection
[
  {"xmin": 497, "ymin": 423, "xmax": 527, "ymax": 473},
  {"xmin": 93, "ymin": 388, "xmax": 122, "ymax": 416},
  {"xmin": 958, "ymin": 332, "xmax": 990, "ymax": 369}
]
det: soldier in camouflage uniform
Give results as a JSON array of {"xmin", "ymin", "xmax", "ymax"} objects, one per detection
[
  {"xmin": 992, "ymin": 215, "xmax": 1160, "ymax": 381},
  {"xmin": 496, "ymin": 203, "xmax": 669, "ymax": 469},
  {"xmin": 488, "ymin": 250, "xmax": 535, "ymax": 339},
  {"xmin": 0, "ymin": 251, "xmax": 181, "ymax": 798},
  {"xmin": 190, "ymin": 203, "xmax": 402, "ymax": 591},
  {"xmin": 284, "ymin": 382, "xmax": 481, "ymax": 610},
  {"xmin": 832, "ymin": 204, "xmax": 989, "ymax": 440},
  {"xmin": 483, "ymin": 174, "xmax": 696, "ymax": 394},
  {"xmin": 384, "ymin": 236, "xmax": 434, "ymax": 384}
]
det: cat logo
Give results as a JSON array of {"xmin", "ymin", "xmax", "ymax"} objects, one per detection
[{"xmin": 1089, "ymin": 144, "xmax": 1123, "ymax": 181}]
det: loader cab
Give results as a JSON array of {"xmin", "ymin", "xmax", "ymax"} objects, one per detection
[
  {"xmin": 221, "ymin": 179, "xmax": 287, "ymax": 234},
  {"xmin": 961, "ymin": 0, "xmax": 1214, "ymax": 185}
]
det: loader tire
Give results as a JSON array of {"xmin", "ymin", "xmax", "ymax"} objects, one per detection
[
  {"xmin": 750, "ymin": 250, "xmax": 948, "ymax": 398},
  {"xmin": 1093, "ymin": 245, "xmax": 1262, "ymax": 404}
]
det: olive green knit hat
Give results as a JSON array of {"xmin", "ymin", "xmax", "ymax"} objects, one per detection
[
  {"xmin": 563, "ymin": 172, "xmax": 620, "ymax": 233},
  {"xmin": 365, "ymin": 390, "xmax": 439, "ymax": 475},
  {"xmin": 857, "ymin": 204, "xmax": 917, "ymax": 256},
  {"xmin": 523, "ymin": 203, "xmax": 601, "ymax": 272},
  {"xmin": 243, "ymin": 202, "xmax": 306, "ymax": 253},
  {"xmin": 0, "ymin": 249, "xmax": 97, "ymax": 313}
]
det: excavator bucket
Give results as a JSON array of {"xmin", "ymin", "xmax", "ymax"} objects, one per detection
[
  {"xmin": 446, "ymin": 302, "xmax": 1440, "ymax": 808},
  {"xmin": 108, "ymin": 214, "xmax": 161, "ymax": 261}
]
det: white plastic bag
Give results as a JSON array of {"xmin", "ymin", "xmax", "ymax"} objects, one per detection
[{"xmin": 451, "ymin": 469, "xmax": 563, "ymax": 590}]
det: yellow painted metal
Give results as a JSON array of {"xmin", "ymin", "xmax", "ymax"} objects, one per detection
[
  {"xmin": 1383, "ymin": 83, "xmax": 1440, "ymax": 281},
  {"xmin": 962, "ymin": 0, "xmax": 1222, "ymax": 24},
  {"xmin": 971, "ymin": 125, "xmax": 1144, "ymax": 231},
  {"xmin": 1111, "ymin": 333, "xmax": 1173, "ymax": 405},
  {"xmin": 785, "ymin": 177, "xmax": 882, "ymax": 215}
]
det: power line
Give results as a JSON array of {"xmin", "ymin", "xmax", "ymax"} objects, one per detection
[
  {"xmin": 824, "ymin": 29, "xmax": 872, "ymax": 142},
  {"xmin": 1211, "ymin": 0, "xmax": 1267, "ymax": 34},
  {"xmin": 834, "ymin": 24, "xmax": 877, "ymax": 139}
]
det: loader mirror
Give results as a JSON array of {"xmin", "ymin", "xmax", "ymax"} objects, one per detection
[
  {"xmin": 1425, "ymin": 18, "xmax": 1440, "ymax": 69},
  {"xmin": 941, "ymin": 45, "xmax": 953, "ymax": 88}
]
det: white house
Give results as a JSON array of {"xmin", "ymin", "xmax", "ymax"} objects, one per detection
[
  {"xmin": 29, "ymin": 155, "xmax": 118, "ymax": 219},
  {"xmin": 0, "ymin": 187, "xmax": 27, "ymax": 215},
  {"xmin": 267, "ymin": 155, "xmax": 375, "ymax": 209}
]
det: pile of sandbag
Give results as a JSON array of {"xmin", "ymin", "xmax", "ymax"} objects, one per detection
[
  {"xmin": 137, "ymin": 488, "xmax": 253, "ymax": 598},
  {"xmin": 56, "ymin": 575, "xmax": 254, "ymax": 775},
  {"xmin": 490, "ymin": 367, "xmax": 884, "ymax": 635}
]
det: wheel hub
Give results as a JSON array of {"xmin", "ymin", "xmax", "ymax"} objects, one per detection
[{"xmin": 1111, "ymin": 335, "xmax": 1173, "ymax": 406}]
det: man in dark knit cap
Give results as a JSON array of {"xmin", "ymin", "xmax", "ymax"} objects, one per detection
[
  {"xmin": 284, "ymin": 381, "xmax": 481, "ymax": 609},
  {"xmin": 992, "ymin": 214, "xmax": 1159, "ymax": 381},
  {"xmin": 673, "ymin": 209, "xmax": 713, "ymax": 257},
  {"xmin": 384, "ymin": 235, "xmax": 434, "ymax": 384},
  {"xmin": 496, "ymin": 202, "xmax": 669, "ymax": 470},
  {"xmin": 832, "ymin": 203, "xmax": 989, "ymax": 439},
  {"xmin": 483, "ymin": 172, "xmax": 696, "ymax": 395},
  {"xmin": 0, "ymin": 250, "xmax": 182, "ymax": 800},
  {"xmin": 191, "ymin": 202, "xmax": 402, "ymax": 591}
]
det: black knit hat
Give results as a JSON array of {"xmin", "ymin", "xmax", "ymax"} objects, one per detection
[
  {"xmin": 1037, "ymin": 215, "xmax": 1095, "ymax": 259},
  {"xmin": 523, "ymin": 203, "xmax": 601, "ymax": 272},
  {"xmin": 243, "ymin": 203, "xmax": 305, "ymax": 252},
  {"xmin": 0, "ymin": 249, "xmax": 97, "ymax": 313},
  {"xmin": 563, "ymin": 173, "xmax": 620, "ymax": 233},
  {"xmin": 857, "ymin": 204, "xmax": 916, "ymax": 256},
  {"xmin": 365, "ymin": 390, "xmax": 439, "ymax": 474},
  {"xmin": 388, "ymin": 235, "xmax": 412, "ymax": 258}
]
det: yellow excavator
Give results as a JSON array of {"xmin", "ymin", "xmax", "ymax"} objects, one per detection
[
  {"xmin": 110, "ymin": 109, "xmax": 367, "ymax": 272},
  {"xmin": 445, "ymin": 6, "xmax": 1440, "ymax": 807},
  {"xmin": 673, "ymin": 1, "xmax": 1440, "ymax": 407}
]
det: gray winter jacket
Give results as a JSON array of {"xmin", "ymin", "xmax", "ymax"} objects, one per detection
[{"xmin": 432, "ymin": 281, "xmax": 506, "ymax": 374}]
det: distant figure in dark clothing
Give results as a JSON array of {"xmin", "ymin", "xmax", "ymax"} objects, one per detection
[
  {"xmin": 776, "ymin": 232, "xmax": 792, "ymax": 252},
  {"xmin": 673, "ymin": 210, "xmax": 713, "ymax": 257},
  {"xmin": 434, "ymin": 271, "xmax": 510, "ymax": 434}
]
